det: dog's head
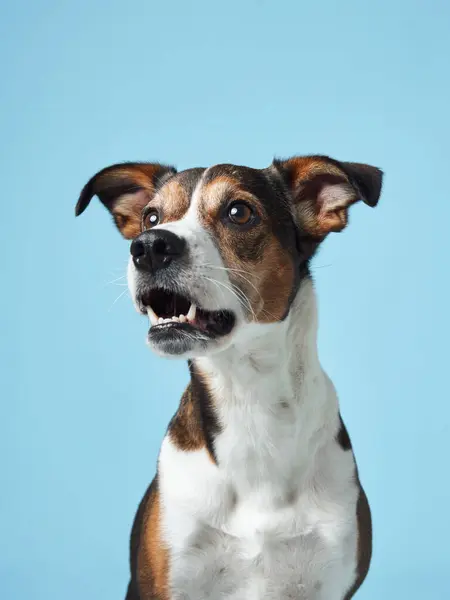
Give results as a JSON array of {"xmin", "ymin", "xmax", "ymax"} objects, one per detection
[{"xmin": 76, "ymin": 156, "xmax": 382, "ymax": 358}]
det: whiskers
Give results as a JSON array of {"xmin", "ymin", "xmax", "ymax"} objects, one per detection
[
  {"xmin": 199, "ymin": 263, "xmax": 277, "ymax": 323},
  {"xmin": 108, "ymin": 287, "xmax": 131, "ymax": 312},
  {"xmin": 203, "ymin": 275, "xmax": 257, "ymax": 322},
  {"xmin": 104, "ymin": 274, "xmax": 128, "ymax": 288},
  {"xmin": 202, "ymin": 263, "xmax": 261, "ymax": 298},
  {"xmin": 104, "ymin": 264, "xmax": 130, "ymax": 312},
  {"xmin": 103, "ymin": 259, "xmax": 130, "ymax": 289}
]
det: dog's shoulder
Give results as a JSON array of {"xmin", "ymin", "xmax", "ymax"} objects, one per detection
[{"xmin": 128, "ymin": 476, "xmax": 170, "ymax": 600}]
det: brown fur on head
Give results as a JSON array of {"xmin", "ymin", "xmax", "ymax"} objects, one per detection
[{"xmin": 76, "ymin": 155, "xmax": 383, "ymax": 357}]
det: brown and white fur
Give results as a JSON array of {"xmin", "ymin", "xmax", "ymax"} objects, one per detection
[{"xmin": 76, "ymin": 155, "xmax": 383, "ymax": 600}]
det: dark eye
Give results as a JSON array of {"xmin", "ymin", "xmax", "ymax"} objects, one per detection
[
  {"xmin": 228, "ymin": 202, "xmax": 254, "ymax": 226},
  {"xmin": 144, "ymin": 209, "xmax": 159, "ymax": 229}
]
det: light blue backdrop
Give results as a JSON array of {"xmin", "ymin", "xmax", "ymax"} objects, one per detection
[{"xmin": 1, "ymin": 0, "xmax": 449, "ymax": 598}]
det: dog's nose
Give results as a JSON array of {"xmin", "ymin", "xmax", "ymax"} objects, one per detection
[{"xmin": 130, "ymin": 230, "xmax": 186, "ymax": 273}]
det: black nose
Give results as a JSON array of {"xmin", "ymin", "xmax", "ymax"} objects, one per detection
[{"xmin": 130, "ymin": 229, "xmax": 186, "ymax": 273}]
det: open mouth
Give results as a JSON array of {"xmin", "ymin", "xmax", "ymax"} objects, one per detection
[{"xmin": 140, "ymin": 288, "xmax": 235, "ymax": 338}]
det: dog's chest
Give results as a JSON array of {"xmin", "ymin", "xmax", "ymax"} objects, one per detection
[
  {"xmin": 160, "ymin": 377, "xmax": 358, "ymax": 599},
  {"xmin": 161, "ymin": 439, "xmax": 357, "ymax": 600}
]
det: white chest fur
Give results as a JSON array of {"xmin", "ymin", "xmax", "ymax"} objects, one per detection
[{"xmin": 158, "ymin": 286, "xmax": 360, "ymax": 599}]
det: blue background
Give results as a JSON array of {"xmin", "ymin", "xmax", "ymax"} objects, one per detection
[{"xmin": 1, "ymin": 0, "xmax": 449, "ymax": 598}]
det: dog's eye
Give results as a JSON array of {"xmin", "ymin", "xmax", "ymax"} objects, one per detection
[
  {"xmin": 228, "ymin": 202, "xmax": 254, "ymax": 226},
  {"xmin": 144, "ymin": 209, "xmax": 160, "ymax": 229}
]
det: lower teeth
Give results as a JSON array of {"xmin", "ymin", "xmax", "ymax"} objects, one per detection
[
  {"xmin": 147, "ymin": 304, "xmax": 197, "ymax": 328},
  {"xmin": 149, "ymin": 313, "xmax": 191, "ymax": 327}
]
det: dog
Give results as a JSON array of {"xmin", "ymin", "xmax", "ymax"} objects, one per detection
[{"xmin": 76, "ymin": 154, "xmax": 383, "ymax": 600}]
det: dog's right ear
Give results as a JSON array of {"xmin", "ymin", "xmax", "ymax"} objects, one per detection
[{"xmin": 75, "ymin": 162, "xmax": 177, "ymax": 239}]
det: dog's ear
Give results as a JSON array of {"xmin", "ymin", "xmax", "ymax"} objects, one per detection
[
  {"xmin": 75, "ymin": 162, "xmax": 177, "ymax": 239},
  {"xmin": 273, "ymin": 156, "xmax": 383, "ymax": 237}
]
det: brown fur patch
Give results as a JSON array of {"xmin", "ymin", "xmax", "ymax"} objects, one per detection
[
  {"xmin": 152, "ymin": 178, "xmax": 190, "ymax": 224},
  {"xmin": 76, "ymin": 162, "xmax": 176, "ymax": 239},
  {"xmin": 104, "ymin": 167, "xmax": 162, "ymax": 238},
  {"xmin": 252, "ymin": 236, "xmax": 295, "ymax": 322},
  {"xmin": 167, "ymin": 363, "xmax": 221, "ymax": 464},
  {"xmin": 336, "ymin": 417, "xmax": 372, "ymax": 600},
  {"xmin": 203, "ymin": 174, "xmax": 241, "ymax": 189},
  {"xmin": 98, "ymin": 167, "xmax": 159, "ymax": 239},
  {"xmin": 282, "ymin": 156, "xmax": 345, "ymax": 187},
  {"xmin": 199, "ymin": 176, "xmax": 259, "ymax": 224},
  {"xmin": 277, "ymin": 157, "xmax": 358, "ymax": 237},
  {"xmin": 168, "ymin": 386, "xmax": 206, "ymax": 451},
  {"xmin": 198, "ymin": 175, "xmax": 295, "ymax": 323},
  {"xmin": 137, "ymin": 484, "xmax": 170, "ymax": 600},
  {"xmin": 344, "ymin": 484, "xmax": 372, "ymax": 599},
  {"xmin": 114, "ymin": 190, "xmax": 152, "ymax": 239}
]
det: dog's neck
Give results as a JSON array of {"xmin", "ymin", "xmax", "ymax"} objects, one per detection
[{"xmin": 195, "ymin": 277, "xmax": 325, "ymax": 407}]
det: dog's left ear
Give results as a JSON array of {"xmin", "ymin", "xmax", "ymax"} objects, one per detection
[
  {"xmin": 273, "ymin": 156, "xmax": 383, "ymax": 237},
  {"xmin": 75, "ymin": 162, "xmax": 177, "ymax": 239}
]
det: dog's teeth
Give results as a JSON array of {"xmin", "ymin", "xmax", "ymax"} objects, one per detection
[
  {"xmin": 151, "ymin": 308, "xmax": 195, "ymax": 326},
  {"xmin": 146, "ymin": 306, "xmax": 159, "ymax": 327},
  {"xmin": 187, "ymin": 304, "xmax": 197, "ymax": 321}
]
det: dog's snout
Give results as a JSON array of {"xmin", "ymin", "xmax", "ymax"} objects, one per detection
[{"xmin": 130, "ymin": 230, "xmax": 186, "ymax": 273}]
